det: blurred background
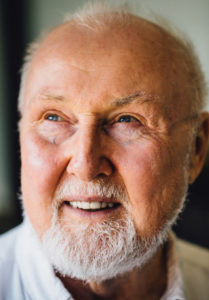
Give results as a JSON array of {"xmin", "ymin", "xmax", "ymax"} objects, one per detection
[{"xmin": 0, "ymin": 0, "xmax": 209, "ymax": 248}]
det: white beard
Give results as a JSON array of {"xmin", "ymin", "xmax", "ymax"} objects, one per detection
[
  {"xmin": 23, "ymin": 174, "xmax": 187, "ymax": 283},
  {"xmin": 41, "ymin": 213, "xmax": 169, "ymax": 282}
]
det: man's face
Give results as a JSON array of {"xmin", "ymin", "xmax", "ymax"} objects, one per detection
[{"xmin": 20, "ymin": 21, "xmax": 194, "ymax": 246}]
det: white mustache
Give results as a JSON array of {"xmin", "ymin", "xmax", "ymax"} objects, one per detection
[{"xmin": 54, "ymin": 177, "xmax": 128, "ymax": 205}]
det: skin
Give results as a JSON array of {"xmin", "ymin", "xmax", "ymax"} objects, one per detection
[{"xmin": 20, "ymin": 16, "xmax": 209, "ymax": 300}]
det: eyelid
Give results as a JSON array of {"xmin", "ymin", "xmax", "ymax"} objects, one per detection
[
  {"xmin": 117, "ymin": 115, "xmax": 138, "ymax": 122},
  {"xmin": 41, "ymin": 110, "xmax": 75, "ymax": 123},
  {"xmin": 111, "ymin": 113, "xmax": 147, "ymax": 125},
  {"xmin": 44, "ymin": 113, "xmax": 65, "ymax": 122}
]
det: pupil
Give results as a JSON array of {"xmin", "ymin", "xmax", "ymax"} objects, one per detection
[
  {"xmin": 119, "ymin": 116, "xmax": 131, "ymax": 122},
  {"xmin": 48, "ymin": 115, "xmax": 58, "ymax": 121}
]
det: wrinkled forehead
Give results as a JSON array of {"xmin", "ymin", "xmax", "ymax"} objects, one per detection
[
  {"xmin": 26, "ymin": 16, "xmax": 194, "ymax": 118},
  {"xmin": 33, "ymin": 16, "xmax": 184, "ymax": 65}
]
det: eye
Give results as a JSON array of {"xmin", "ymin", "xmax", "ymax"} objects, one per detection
[
  {"xmin": 38, "ymin": 112, "xmax": 76, "ymax": 145},
  {"xmin": 44, "ymin": 113, "xmax": 64, "ymax": 122},
  {"xmin": 103, "ymin": 113, "xmax": 146, "ymax": 144},
  {"xmin": 117, "ymin": 115, "xmax": 139, "ymax": 123}
]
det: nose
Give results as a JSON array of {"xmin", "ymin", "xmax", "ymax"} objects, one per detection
[{"xmin": 65, "ymin": 126, "xmax": 113, "ymax": 181}]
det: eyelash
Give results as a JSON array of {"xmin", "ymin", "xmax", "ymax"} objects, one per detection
[{"xmin": 116, "ymin": 115, "xmax": 139, "ymax": 123}]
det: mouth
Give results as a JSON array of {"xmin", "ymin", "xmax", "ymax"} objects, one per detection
[
  {"xmin": 60, "ymin": 195, "xmax": 123, "ymax": 219},
  {"xmin": 63, "ymin": 200, "xmax": 121, "ymax": 212}
]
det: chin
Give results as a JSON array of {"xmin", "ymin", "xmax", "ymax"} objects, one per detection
[{"xmin": 40, "ymin": 212, "xmax": 171, "ymax": 282}]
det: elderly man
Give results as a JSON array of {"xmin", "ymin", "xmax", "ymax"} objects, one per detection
[{"xmin": 0, "ymin": 2, "xmax": 209, "ymax": 300}]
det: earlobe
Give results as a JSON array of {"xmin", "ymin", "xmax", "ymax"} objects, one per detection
[{"xmin": 189, "ymin": 112, "xmax": 209, "ymax": 184}]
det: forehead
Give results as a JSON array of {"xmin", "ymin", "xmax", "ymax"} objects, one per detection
[
  {"xmin": 24, "ymin": 17, "xmax": 192, "ymax": 118},
  {"xmin": 33, "ymin": 18, "xmax": 179, "ymax": 71}
]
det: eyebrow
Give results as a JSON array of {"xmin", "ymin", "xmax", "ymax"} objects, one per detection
[
  {"xmin": 111, "ymin": 92, "xmax": 156, "ymax": 107},
  {"xmin": 38, "ymin": 91, "xmax": 156, "ymax": 106},
  {"xmin": 38, "ymin": 93, "xmax": 64, "ymax": 102}
]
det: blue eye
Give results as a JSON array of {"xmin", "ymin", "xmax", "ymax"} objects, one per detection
[
  {"xmin": 118, "ymin": 115, "xmax": 137, "ymax": 123},
  {"xmin": 46, "ymin": 114, "xmax": 63, "ymax": 122}
]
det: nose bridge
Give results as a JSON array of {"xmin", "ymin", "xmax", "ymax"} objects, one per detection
[
  {"xmin": 66, "ymin": 121, "xmax": 113, "ymax": 180},
  {"xmin": 77, "ymin": 123, "xmax": 99, "ymax": 162}
]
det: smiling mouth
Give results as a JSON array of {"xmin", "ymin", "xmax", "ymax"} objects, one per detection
[{"xmin": 64, "ymin": 201, "xmax": 121, "ymax": 212}]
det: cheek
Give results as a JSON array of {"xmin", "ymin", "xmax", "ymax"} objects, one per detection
[
  {"xmin": 20, "ymin": 132, "xmax": 64, "ymax": 234},
  {"xmin": 21, "ymin": 134, "xmax": 58, "ymax": 193},
  {"xmin": 115, "ymin": 140, "xmax": 187, "ymax": 237}
]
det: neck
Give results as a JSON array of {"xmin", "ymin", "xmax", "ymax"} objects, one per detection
[{"xmin": 57, "ymin": 244, "xmax": 168, "ymax": 300}]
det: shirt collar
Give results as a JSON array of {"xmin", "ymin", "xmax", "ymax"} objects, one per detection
[{"xmin": 160, "ymin": 232, "xmax": 185, "ymax": 300}]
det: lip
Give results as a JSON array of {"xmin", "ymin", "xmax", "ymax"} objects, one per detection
[
  {"xmin": 61, "ymin": 195, "xmax": 118, "ymax": 203},
  {"xmin": 60, "ymin": 195, "xmax": 122, "ymax": 219}
]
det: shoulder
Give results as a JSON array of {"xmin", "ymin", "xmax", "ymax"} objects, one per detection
[
  {"xmin": 176, "ymin": 239, "xmax": 209, "ymax": 299},
  {"xmin": 0, "ymin": 223, "xmax": 31, "ymax": 299},
  {"xmin": 177, "ymin": 238, "xmax": 209, "ymax": 270},
  {"xmin": 0, "ymin": 225, "xmax": 23, "ymax": 288},
  {"xmin": 0, "ymin": 224, "xmax": 23, "ymax": 260}
]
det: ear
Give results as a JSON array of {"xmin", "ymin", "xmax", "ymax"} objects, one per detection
[{"xmin": 189, "ymin": 112, "xmax": 209, "ymax": 184}]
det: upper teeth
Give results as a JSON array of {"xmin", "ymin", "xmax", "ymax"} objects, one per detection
[{"xmin": 70, "ymin": 201, "xmax": 114, "ymax": 210}]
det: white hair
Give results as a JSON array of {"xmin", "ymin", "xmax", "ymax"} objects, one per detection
[{"xmin": 18, "ymin": 1, "xmax": 208, "ymax": 116}]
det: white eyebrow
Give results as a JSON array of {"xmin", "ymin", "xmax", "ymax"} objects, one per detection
[
  {"xmin": 38, "ymin": 93, "xmax": 65, "ymax": 102},
  {"xmin": 111, "ymin": 92, "xmax": 156, "ymax": 107},
  {"xmin": 38, "ymin": 91, "xmax": 156, "ymax": 107}
]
